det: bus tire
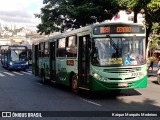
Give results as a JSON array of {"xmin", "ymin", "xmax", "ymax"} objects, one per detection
[
  {"xmin": 157, "ymin": 75, "xmax": 160, "ymax": 85},
  {"xmin": 71, "ymin": 74, "xmax": 79, "ymax": 94}
]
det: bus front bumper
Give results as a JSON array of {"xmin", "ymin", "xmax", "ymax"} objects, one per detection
[
  {"xmin": 89, "ymin": 76, "xmax": 147, "ymax": 91},
  {"xmin": 9, "ymin": 64, "xmax": 29, "ymax": 70}
]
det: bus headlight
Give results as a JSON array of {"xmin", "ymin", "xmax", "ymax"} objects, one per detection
[
  {"xmin": 92, "ymin": 72, "xmax": 108, "ymax": 82},
  {"xmin": 92, "ymin": 72, "xmax": 100, "ymax": 78},
  {"xmin": 26, "ymin": 61, "xmax": 28, "ymax": 65},
  {"xmin": 9, "ymin": 62, "xmax": 13, "ymax": 65},
  {"xmin": 93, "ymin": 73, "xmax": 100, "ymax": 78}
]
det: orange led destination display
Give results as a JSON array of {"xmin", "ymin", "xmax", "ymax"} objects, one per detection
[
  {"xmin": 116, "ymin": 27, "xmax": 131, "ymax": 33},
  {"xmin": 93, "ymin": 24, "xmax": 145, "ymax": 34},
  {"xmin": 100, "ymin": 27, "xmax": 110, "ymax": 33}
]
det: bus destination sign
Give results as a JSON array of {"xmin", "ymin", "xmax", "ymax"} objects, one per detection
[{"xmin": 93, "ymin": 25, "xmax": 145, "ymax": 34}]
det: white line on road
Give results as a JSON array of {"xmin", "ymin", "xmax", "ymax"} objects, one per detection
[
  {"xmin": 80, "ymin": 98, "xmax": 102, "ymax": 107},
  {"xmin": 20, "ymin": 71, "xmax": 32, "ymax": 75},
  {"xmin": 0, "ymin": 73, "xmax": 5, "ymax": 77},
  {"xmin": 12, "ymin": 71, "xmax": 24, "ymax": 75},
  {"xmin": 3, "ymin": 72, "xmax": 15, "ymax": 76},
  {"xmin": 37, "ymin": 83, "xmax": 43, "ymax": 86},
  {"xmin": 28, "ymin": 70, "xmax": 32, "ymax": 73}
]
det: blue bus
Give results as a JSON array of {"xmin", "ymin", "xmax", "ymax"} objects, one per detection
[{"xmin": 0, "ymin": 45, "xmax": 29, "ymax": 71}]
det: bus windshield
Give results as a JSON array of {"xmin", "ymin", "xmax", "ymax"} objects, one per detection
[
  {"xmin": 91, "ymin": 37, "xmax": 146, "ymax": 66},
  {"xmin": 11, "ymin": 48, "xmax": 27, "ymax": 61}
]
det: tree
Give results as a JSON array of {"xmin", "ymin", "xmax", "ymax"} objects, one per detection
[
  {"xmin": 152, "ymin": 23, "xmax": 160, "ymax": 34},
  {"xmin": 117, "ymin": 0, "xmax": 160, "ymax": 46},
  {"xmin": 145, "ymin": 0, "xmax": 160, "ymax": 46},
  {"xmin": 35, "ymin": 0, "xmax": 120, "ymax": 35},
  {"xmin": 117, "ymin": 0, "xmax": 151, "ymax": 22}
]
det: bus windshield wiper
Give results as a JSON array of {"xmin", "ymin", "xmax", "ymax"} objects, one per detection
[{"xmin": 110, "ymin": 38, "xmax": 117, "ymax": 50}]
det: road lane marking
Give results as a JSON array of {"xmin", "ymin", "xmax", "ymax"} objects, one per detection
[
  {"xmin": 3, "ymin": 72, "xmax": 15, "ymax": 76},
  {"xmin": 12, "ymin": 71, "xmax": 24, "ymax": 75},
  {"xmin": 20, "ymin": 71, "xmax": 32, "ymax": 75},
  {"xmin": 80, "ymin": 98, "xmax": 102, "ymax": 107},
  {"xmin": 37, "ymin": 83, "xmax": 43, "ymax": 86},
  {"xmin": 0, "ymin": 73, "xmax": 5, "ymax": 77}
]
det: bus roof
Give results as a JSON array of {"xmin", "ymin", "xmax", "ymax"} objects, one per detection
[{"xmin": 32, "ymin": 22, "xmax": 145, "ymax": 44}]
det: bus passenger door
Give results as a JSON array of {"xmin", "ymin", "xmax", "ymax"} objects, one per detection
[
  {"xmin": 49, "ymin": 42, "xmax": 56, "ymax": 81},
  {"xmin": 32, "ymin": 45, "xmax": 39, "ymax": 76},
  {"xmin": 78, "ymin": 35, "xmax": 90, "ymax": 86}
]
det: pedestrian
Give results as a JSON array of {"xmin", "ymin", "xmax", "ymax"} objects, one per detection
[{"xmin": 148, "ymin": 60, "xmax": 154, "ymax": 71}]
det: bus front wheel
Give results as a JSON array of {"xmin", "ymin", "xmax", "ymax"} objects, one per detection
[{"xmin": 71, "ymin": 74, "xmax": 79, "ymax": 94}]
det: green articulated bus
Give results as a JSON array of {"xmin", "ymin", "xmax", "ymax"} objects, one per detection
[{"xmin": 32, "ymin": 22, "xmax": 147, "ymax": 93}]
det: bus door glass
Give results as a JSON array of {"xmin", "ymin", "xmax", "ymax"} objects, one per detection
[
  {"xmin": 32, "ymin": 45, "xmax": 39, "ymax": 76},
  {"xmin": 56, "ymin": 38, "xmax": 68, "ymax": 83},
  {"xmin": 50, "ymin": 42, "xmax": 56, "ymax": 81},
  {"xmin": 78, "ymin": 35, "xmax": 90, "ymax": 85}
]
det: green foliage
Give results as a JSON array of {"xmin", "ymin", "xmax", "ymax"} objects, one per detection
[
  {"xmin": 36, "ymin": 0, "xmax": 160, "ymax": 36},
  {"xmin": 145, "ymin": 0, "xmax": 160, "ymax": 45},
  {"xmin": 147, "ymin": 0, "xmax": 160, "ymax": 10},
  {"xmin": 35, "ymin": 0, "xmax": 120, "ymax": 34},
  {"xmin": 117, "ymin": 0, "xmax": 160, "ymax": 25},
  {"xmin": 146, "ymin": 0, "xmax": 160, "ymax": 23},
  {"xmin": 152, "ymin": 23, "xmax": 160, "ymax": 34},
  {"xmin": 117, "ymin": 0, "xmax": 160, "ymax": 46}
]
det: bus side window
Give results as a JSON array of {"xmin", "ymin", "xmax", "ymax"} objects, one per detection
[
  {"xmin": 66, "ymin": 36, "xmax": 77, "ymax": 57},
  {"xmin": 38, "ymin": 44, "xmax": 41, "ymax": 57},
  {"xmin": 56, "ymin": 38, "xmax": 66, "ymax": 57},
  {"xmin": 39, "ymin": 42, "xmax": 44, "ymax": 57},
  {"xmin": 56, "ymin": 49, "xmax": 66, "ymax": 57},
  {"xmin": 44, "ymin": 42, "xmax": 49, "ymax": 57}
]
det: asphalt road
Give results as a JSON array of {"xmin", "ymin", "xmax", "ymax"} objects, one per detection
[{"xmin": 0, "ymin": 66, "xmax": 159, "ymax": 120}]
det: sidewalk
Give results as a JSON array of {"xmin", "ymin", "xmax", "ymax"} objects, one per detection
[
  {"xmin": 147, "ymin": 68, "xmax": 157, "ymax": 77},
  {"xmin": 147, "ymin": 62, "xmax": 158, "ymax": 77}
]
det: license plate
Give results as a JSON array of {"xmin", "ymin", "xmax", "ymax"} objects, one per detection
[{"xmin": 118, "ymin": 82, "xmax": 128, "ymax": 87}]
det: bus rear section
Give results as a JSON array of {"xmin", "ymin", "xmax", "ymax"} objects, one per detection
[{"xmin": 1, "ymin": 45, "xmax": 29, "ymax": 71}]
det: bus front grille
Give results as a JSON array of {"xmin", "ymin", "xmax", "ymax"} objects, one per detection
[
  {"xmin": 107, "ymin": 77, "xmax": 136, "ymax": 81},
  {"xmin": 103, "ymin": 67, "xmax": 141, "ymax": 73},
  {"xmin": 103, "ymin": 68, "xmax": 139, "ymax": 81}
]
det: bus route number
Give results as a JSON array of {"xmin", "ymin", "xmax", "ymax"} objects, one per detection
[
  {"xmin": 131, "ymin": 72, "xmax": 142, "ymax": 77},
  {"xmin": 100, "ymin": 27, "xmax": 110, "ymax": 33}
]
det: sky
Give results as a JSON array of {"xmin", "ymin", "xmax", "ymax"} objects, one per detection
[{"xmin": 0, "ymin": 0, "xmax": 43, "ymax": 30}]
